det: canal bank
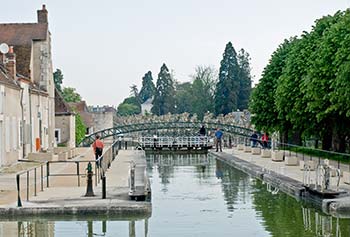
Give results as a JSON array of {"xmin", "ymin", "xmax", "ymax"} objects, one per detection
[
  {"xmin": 209, "ymin": 148, "xmax": 350, "ymax": 217},
  {"xmin": 0, "ymin": 150, "xmax": 151, "ymax": 218}
]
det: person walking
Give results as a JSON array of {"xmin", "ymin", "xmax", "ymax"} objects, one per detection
[
  {"xmin": 262, "ymin": 132, "xmax": 269, "ymax": 149},
  {"xmin": 250, "ymin": 131, "xmax": 258, "ymax": 147},
  {"xmin": 92, "ymin": 135, "xmax": 104, "ymax": 166},
  {"xmin": 215, "ymin": 128, "xmax": 223, "ymax": 152},
  {"xmin": 199, "ymin": 125, "xmax": 206, "ymax": 136}
]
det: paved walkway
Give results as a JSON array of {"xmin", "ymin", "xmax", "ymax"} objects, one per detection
[
  {"xmin": 218, "ymin": 147, "xmax": 350, "ymax": 192},
  {"xmin": 0, "ymin": 150, "xmax": 151, "ymax": 218}
]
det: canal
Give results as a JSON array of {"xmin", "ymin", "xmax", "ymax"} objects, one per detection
[{"xmin": 1, "ymin": 153, "xmax": 350, "ymax": 236}]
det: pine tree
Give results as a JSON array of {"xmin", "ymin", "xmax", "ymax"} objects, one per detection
[
  {"xmin": 237, "ymin": 49, "xmax": 252, "ymax": 110},
  {"xmin": 139, "ymin": 71, "xmax": 156, "ymax": 103},
  {"xmin": 214, "ymin": 42, "xmax": 240, "ymax": 115},
  {"xmin": 151, "ymin": 64, "xmax": 176, "ymax": 115}
]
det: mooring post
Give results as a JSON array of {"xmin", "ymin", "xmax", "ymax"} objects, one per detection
[
  {"xmin": 102, "ymin": 175, "xmax": 106, "ymax": 199},
  {"xmin": 16, "ymin": 174, "xmax": 22, "ymax": 207},
  {"xmin": 85, "ymin": 162, "xmax": 95, "ymax": 197}
]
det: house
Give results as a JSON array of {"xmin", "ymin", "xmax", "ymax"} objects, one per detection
[
  {"xmin": 89, "ymin": 105, "xmax": 117, "ymax": 132},
  {"xmin": 68, "ymin": 101, "xmax": 94, "ymax": 135},
  {"xmin": 141, "ymin": 98, "xmax": 153, "ymax": 115},
  {"xmin": 0, "ymin": 58, "xmax": 22, "ymax": 166},
  {"xmin": 0, "ymin": 5, "xmax": 55, "ymax": 165},
  {"xmin": 55, "ymin": 89, "xmax": 75, "ymax": 147}
]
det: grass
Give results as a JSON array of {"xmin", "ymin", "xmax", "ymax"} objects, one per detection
[{"xmin": 282, "ymin": 145, "xmax": 350, "ymax": 164}]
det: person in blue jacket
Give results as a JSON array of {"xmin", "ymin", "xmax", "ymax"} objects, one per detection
[{"xmin": 215, "ymin": 128, "xmax": 223, "ymax": 152}]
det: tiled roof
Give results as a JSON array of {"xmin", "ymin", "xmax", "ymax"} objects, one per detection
[
  {"xmin": 55, "ymin": 88, "xmax": 74, "ymax": 114},
  {"xmin": 0, "ymin": 23, "xmax": 48, "ymax": 46},
  {"xmin": 0, "ymin": 23, "xmax": 48, "ymax": 77},
  {"xmin": 68, "ymin": 101, "xmax": 94, "ymax": 127},
  {"xmin": 0, "ymin": 63, "xmax": 20, "ymax": 89}
]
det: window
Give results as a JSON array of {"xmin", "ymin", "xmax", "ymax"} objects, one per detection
[
  {"xmin": 54, "ymin": 129, "xmax": 61, "ymax": 143},
  {"xmin": 5, "ymin": 116, "xmax": 10, "ymax": 152},
  {"xmin": 0, "ymin": 85, "xmax": 4, "ymax": 114},
  {"xmin": 12, "ymin": 117, "xmax": 17, "ymax": 151}
]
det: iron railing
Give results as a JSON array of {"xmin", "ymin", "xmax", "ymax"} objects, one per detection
[
  {"xmin": 79, "ymin": 121, "xmax": 254, "ymax": 147},
  {"xmin": 16, "ymin": 141, "xmax": 119, "ymax": 207}
]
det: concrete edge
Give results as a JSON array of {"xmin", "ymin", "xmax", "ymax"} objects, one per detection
[
  {"xmin": 209, "ymin": 151, "xmax": 306, "ymax": 198},
  {"xmin": 0, "ymin": 203, "xmax": 152, "ymax": 219}
]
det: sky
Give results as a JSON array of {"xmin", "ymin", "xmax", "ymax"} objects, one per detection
[{"xmin": 0, "ymin": 0, "xmax": 349, "ymax": 106}]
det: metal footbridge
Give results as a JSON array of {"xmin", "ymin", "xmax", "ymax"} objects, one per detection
[{"xmin": 79, "ymin": 121, "xmax": 253, "ymax": 147}]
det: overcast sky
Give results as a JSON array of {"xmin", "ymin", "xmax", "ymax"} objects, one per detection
[{"xmin": 1, "ymin": 0, "xmax": 349, "ymax": 106}]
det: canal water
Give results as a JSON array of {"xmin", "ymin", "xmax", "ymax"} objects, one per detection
[{"xmin": 1, "ymin": 153, "xmax": 350, "ymax": 236}]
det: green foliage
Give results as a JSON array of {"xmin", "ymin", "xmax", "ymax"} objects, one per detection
[
  {"xmin": 75, "ymin": 112, "xmax": 86, "ymax": 145},
  {"xmin": 117, "ymin": 96, "xmax": 141, "ymax": 116},
  {"xmin": 139, "ymin": 71, "xmax": 156, "ymax": 103},
  {"xmin": 190, "ymin": 66, "xmax": 216, "ymax": 119},
  {"xmin": 250, "ymin": 38, "xmax": 295, "ymax": 133},
  {"xmin": 62, "ymin": 87, "xmax": 82, "ymax": 103},
  {"xmin": 53, "ymin": 69, "xmax": 63, "ymax": 92},
  {"xmin": 250, "ymin": 9, "xmax": 350, "ymax": 152},
  {"xmin": 214, "ymin": 42, "xmax": 240, "ymax": 115},
  {"xmin": 175, "ymin": 82, "xmax": 193, "ymax": 114},
  {"xmin": 237, "ymin": 49, "xmax": 252, "ymax": 111},
  {"xmin": 151, "ymin": 63, "xmax": 176, "ymax": 115}
]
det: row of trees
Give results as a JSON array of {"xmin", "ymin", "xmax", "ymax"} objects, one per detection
[
  {"xmin": 250, "ymin": 10, "xmax": 350, "ymax": 152},
  {"xmin": 117, "ymin": 42, "xmax": 252, "ymax": 119}
]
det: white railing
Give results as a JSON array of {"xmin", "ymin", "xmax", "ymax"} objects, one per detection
[{"xmin": 139, "ymin": 136, "xmax": 211, "ymax": 148}]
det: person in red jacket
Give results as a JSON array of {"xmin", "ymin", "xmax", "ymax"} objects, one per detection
[
  {"xmin": 262, "ymin": 132, "xmax": 269, "ymax": 149},
  {"xmin": 92, "ymin": 135, "xmax": 104, "ymax": 164}
]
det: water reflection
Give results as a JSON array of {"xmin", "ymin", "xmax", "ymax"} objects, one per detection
[
  {"xmin": 2, "ymin": 154, "xmax": 350, "ymax": 236},
  {"xmin": 0, "ymin": 219, "xmax": 149, "ymax": 237}
]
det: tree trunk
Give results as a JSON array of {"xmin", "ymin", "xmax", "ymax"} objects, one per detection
[
  {"xmin": 292, "ymin": 131, "xmax": 302, "ymax": 146},
  {"xmin": 322, "ymin": 129, "xmax": 332, "ymax": 151}
]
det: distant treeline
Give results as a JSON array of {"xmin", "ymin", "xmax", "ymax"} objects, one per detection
[{"xmin": 117, "ymin": 42, "xmax": 252, "ymax": 120}]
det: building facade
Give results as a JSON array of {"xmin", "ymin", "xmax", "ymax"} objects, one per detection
[{"xmin": 0, "ymin": 5, "xmax": 55, "ymax": 166}]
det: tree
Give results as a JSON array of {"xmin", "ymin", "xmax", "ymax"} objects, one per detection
[
  {"xmin": 151, "ymin": 64, "xmax": 176, "ymax": 115},
  {"xmin": 62, "ymin": 87, "xmax": 82, "ymax": 103},
  {"xmin": 53, "ymin": 69, "xmax": 64, "ymax": 92},
  {"xmin": 117, "ymin": 103, "xmax": 140, "ymax": 116},
  {"xmin": 214, "ymin": 42, "xmax": 240, "ymax": 115},
  {"xmin": 117, "ymin": 96, "xmax": 141, "ymax": 116},
  {"xmin": 237, "ymin": 49, "xmax": 252, "ymax": 111},
  {"xmin": 175, "ymin": 82, "xmax": 193, "ymax": 114},
  {"xmin": 139, "ymin": 71, "xmax": 156, "ymax": 103},
  {"xmin": 190, "ymin": 65, "xmax": 217, "ymax": 119},
  {"xmin": 75, "ymin": 113, "xmax": 86, "ymax": 145},
  {"xmin": 303, "ymin": 11, "xmax": 349, "ymax": 151},
  {"xmin": 249, "ymin": 38, "xmax": 296, "ymax": 134}
]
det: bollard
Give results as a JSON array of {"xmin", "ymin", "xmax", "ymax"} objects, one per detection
[
  {"xmin": 102, "ymin": 175, "xmax": 106, "ymax": 199},
  {"xmin": 125, "ymin": 141, "xmax": 128, "ymax": 150},
  {"xmin": 85, "ymin": 162, "xmax": 95, "ymax": 197},
  {"xmin": 16, "ymin": 174, "xmax": 22, "ymax": 207}
]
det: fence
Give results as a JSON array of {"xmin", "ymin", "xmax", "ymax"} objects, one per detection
[
  {"xmin": 16, "ymin": 141, "xmax": 119, "ymax": 207},
  {"xmin": 232, "ymin": 134, "xmax": 350, "ymax": 171}
]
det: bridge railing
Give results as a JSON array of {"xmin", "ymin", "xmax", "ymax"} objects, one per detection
[
  {"xmin": 79, "ymin": 121, "xmax": 253, "ymax": 147},
  {"xmin": 139, "ymin": 136, "xmax": 211, "ymax": 148}
]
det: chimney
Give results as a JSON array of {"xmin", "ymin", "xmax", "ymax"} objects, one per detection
[
  {"xmin": 37, "ymin": 4, "xmax": 48, "ymax": 24},
  {"xmin": 5, "ymin": 46, "xmax": 16, "ymax": 79}
]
